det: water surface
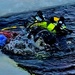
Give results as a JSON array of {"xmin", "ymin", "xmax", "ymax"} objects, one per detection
[
  {"xmin": 0, "ymin": 3, "xmax": 75, "ymax": 75},
  {"xmin": 0, "ymin": 0, "xmax": 75, "ymax": 17},
  {"xmin": 0, "ymin": 51, "xmax": 30, "ymax": 75}
]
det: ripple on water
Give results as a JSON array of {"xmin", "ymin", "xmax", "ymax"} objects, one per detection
[{"xmin": 1, "ymin": 4, "xmax": 75, "ymax": 75}]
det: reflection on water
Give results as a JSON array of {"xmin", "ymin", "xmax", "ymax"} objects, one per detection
[{"xmin": 0, "ymin": 51, "xmax": 30, "ymax": 75}]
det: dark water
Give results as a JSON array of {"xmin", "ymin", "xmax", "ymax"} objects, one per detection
[{"xmin": 1, "ymin": 4, "xmax": 75, "ymax": 75}]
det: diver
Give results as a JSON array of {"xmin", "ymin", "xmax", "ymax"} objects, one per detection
[
  {"xmin": 28, "ymin": 15, "xmax": 73, "ymax": 39},
  {"xmin": 29, "ymin": 16, "xmax": 64, "ymax": 35},
  {"xmin": 30, "ymin": 15, "xmax": 73, "ymax": 35}
]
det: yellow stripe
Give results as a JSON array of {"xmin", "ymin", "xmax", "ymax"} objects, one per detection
[
  {"xmin": 10, "ymin": 26, "xmax": 17, "ymax": 29},
  {"xmin": 1, "ymin": 26, "xmax": 24, "ymax": 31},
  {"xmin": 1, "ymin": 27, "xmax": 10, "ymax": 30}
]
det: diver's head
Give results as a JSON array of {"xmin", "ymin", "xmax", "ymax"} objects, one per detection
[
  {"xmin": 50, "ymin": 16, "xmax": 65, "ymax": 23},
  {"xmin": 59, "ymin": 16, "xmax": 65, "ymax": 22}
]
